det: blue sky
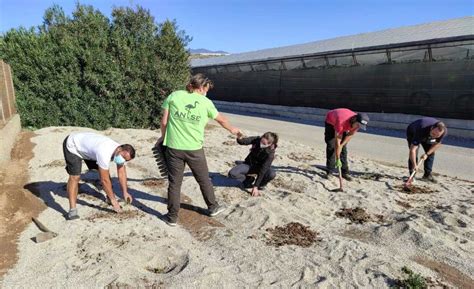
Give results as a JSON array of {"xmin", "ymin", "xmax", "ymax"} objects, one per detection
[{"xmin": 0, "ymin": 0, "xmax": 472, "ymax": 53}]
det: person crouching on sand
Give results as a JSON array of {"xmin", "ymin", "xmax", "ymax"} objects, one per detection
[
  {"xmin": 228, "ymin": 132, "xmax": 278, "ymax": 197},
  {"xmin": 158, "ymin": 73, "xmax": 242, "ymax": 226},
  {"xmin": 62, "ymin": 132, "xmax": 136, "ymax": 220},
  {"xmin": 324, "ymin": 108, "xmax": 369, "ymax": 181}
]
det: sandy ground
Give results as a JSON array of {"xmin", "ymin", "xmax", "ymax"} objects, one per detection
[
  {"xmin": 0, "ymin": 131, "xmax": 46, "ymax": 276},
  {"xmin": 0, "ymin": 124, "xmax": 473, "ymax": 288}
]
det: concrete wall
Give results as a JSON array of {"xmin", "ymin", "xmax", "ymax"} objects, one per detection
[
  {"xmin": 215, "ymin": 100, "xmax": 474, "ymax": 139},
  {"xmin": 0, "ymin": 60, "xmax": 17, "ymax": 127},
  {"xmin": 0, "ymin": 114, "xmax": 21, "ymax": 163},
  {"xmin": 0, "ymin": 60, "xmax": 21, "ymax": 164}
]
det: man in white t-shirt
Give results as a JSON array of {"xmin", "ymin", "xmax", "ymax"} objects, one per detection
[{"xmin": 62, "ymin": 132, "xmax": 136, "ymax": 220}]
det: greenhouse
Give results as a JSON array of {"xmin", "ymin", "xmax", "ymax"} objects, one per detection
[{"xmin": 191, "ymin": 17, "xmax": 474, "ymax": 119}]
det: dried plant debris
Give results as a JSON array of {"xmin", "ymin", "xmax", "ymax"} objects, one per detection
[
  {"xmin": 41, "ymin": 160, "xmax": 64, "ymax": 168},
  {"xmin": 335, "ymin": 207, "xmax": 385, "ymax": 224},
  {"xmin": 105, "ymin": 281, "xmax": 164, "ymax": 289},
  {"xmin": 142, "ymin": 179, "xmax": 167, "ymax": 188},
  {"xmin": 396, "ymin": 185, "xmax": 437, "ymax": 194},
  {"xmin": 86, "ymin": 210, "xmax": 145, "ymax": 222},
  {"xmin": 265, "ymin": 222, "xmax": 320, "ymax": 247},
  {"xmin": 222, "ymin": 140, "xmax": 236, "ymax": 146},
  {"xmin": 396, "ymin": 200, "xmax": 412, "ymax": 209},
  {"xmin": 356, "ymin": 172, "xmax": 385, "ymax": 181}
]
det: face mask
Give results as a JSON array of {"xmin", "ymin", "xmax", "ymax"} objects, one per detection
[
  {"xmin": 260, "ymin": 142, "xmax": 271, "ymax": 149},
  {"xmin": 114, "ymin": 154, "xmax": 126, "ymax": 165}
]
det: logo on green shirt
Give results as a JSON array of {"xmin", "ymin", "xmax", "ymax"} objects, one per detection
[
  {"xmin": 161, "ymin": 90, "xmax": 219, "ymax": 150},
  {"xmin": 174, "ymin": 101, "xmax": 202, "ymax": 122}
]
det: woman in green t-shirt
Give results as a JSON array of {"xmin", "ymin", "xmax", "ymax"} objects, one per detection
[{"xmin": 158, "ymin": 73, "xmax": 241, "ymax": 226}]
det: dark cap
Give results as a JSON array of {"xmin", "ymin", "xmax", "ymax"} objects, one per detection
[{"xmin": 356, "ymin": 113, "xmax": 369, "ymax": 130}]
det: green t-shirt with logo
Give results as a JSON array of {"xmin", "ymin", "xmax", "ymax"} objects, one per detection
[{"xmin": 162, "ymin": 90, "xmax": 219, "ymax": 150}]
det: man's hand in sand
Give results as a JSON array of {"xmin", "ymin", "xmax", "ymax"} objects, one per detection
[
  {"xmin": 251, "ymin": 187, "xmax": 260, "ymax": 197},
  {"xmin": 111, "ymin": 199, "xmax": 122, "ymax": 213},
  {"xmin": 123, "ymin": 192, "xmax": 133, "ymax": 205}
]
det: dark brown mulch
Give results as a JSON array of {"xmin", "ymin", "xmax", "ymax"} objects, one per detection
[
  {"xmin": 396, "ymin": 184, "xmax": 436, "ymax": 194},
  {"xmin": 85, "ymin": 210, "xmax": 145, "ymax": 222},
  {"xmin": 396, "ymin": 200, "xmax": 412, "ymax": 209},
  {"xmin": 335, "ymin": 207, "xmax": 385, "ymax": 224},
  {"xmin": 336, "ymin": 207, "xmax": 372, "ymax": 224},
  {"xmin": 222, "ymin": 140, "xmax": 236, "ymax": 146},
  {"xmin": 265, "ymin": 222, "xmax": 320, "ymax": 247},
  {"xmin": 142, "ymin": 179, "xmax": 167, "ymax": 188}
]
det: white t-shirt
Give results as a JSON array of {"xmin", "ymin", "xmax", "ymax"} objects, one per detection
[{"xmin": 66, "ymin": 132, "xmax": 120, "ymax": 170}]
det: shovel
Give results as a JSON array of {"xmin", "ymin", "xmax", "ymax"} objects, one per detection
[
  {"xmin": 330, "ymin": 166, "xmax": 344, "ymax": 192},
  {"xmin": 404, "ymin": 159, "xmax": 425, "ymax": 188},
  {"xmin": 337, "ymin": 166, "xmax": 344, "ymax": 192},
  {"xmin": 32, "ymin": 217, "xmax": 58, "ymax": 243}
]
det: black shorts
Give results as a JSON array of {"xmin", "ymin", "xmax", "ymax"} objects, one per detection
[{"xmin": 63, "ymin": 136, "xmax": 99, "ymax": 175}]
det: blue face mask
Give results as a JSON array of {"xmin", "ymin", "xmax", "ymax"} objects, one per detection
[{"xmin": 114, "ymin": 154, "xmax": 126, "ymax": 165}]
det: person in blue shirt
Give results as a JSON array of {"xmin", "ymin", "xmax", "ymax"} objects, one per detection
[{"xmin": 406, "ymin": 117, "xmax": 447, "ymax": 183}]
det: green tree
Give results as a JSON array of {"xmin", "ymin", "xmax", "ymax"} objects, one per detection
[{"xmin": 0, "ymin": 3, "xmax": 191, "ymax": 129}]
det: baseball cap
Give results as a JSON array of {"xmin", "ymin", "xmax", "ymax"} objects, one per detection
[{"xmin": 356, "ymin": 113, "xmax": 369, "ymax": 130}]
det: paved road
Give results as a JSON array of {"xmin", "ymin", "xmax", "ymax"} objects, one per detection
[{"xmin": 222, "ymin": 112, "xmax": 474, "ymax": 181}]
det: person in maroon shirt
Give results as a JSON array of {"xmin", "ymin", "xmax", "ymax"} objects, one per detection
[{"xmin": 324, "ymin": 108, "xmax": 369, "ymax": 180}]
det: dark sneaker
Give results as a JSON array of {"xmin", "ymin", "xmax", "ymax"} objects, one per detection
[
  {"xmin": 342, "ymin": 174, "xmax": 353, "ymax": 181},
  {"xmin": 242, "ymin": 176, "xmax": 255, "ymax": 188},
  {"xmin": 163, "ymin": 214, "xmax": 177, "ymax": 227},
  {"xmin": 422, "ymin": 173, "xmax": 437, "ymax": 183},
  {"xmin": 209, "ymin": 204, "xmax": 227, "ymax": 217}
]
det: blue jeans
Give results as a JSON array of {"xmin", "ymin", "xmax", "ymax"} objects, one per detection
[{"xmin": 406, "ymin": 141, "xmax": 435, "ymax": 175}]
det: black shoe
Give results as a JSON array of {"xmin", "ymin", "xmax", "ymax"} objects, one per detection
[
  {"xmin": 342, "ymin": 173, "xmax": 353, "ymax": 181},
  {"xmin": 422, "ymin": 173, "xmax": 437, "ymax": 183},
  {"xmin": 242, "ymin": 176, "xmax": 255, "ymax": 188},
  {"xmin": 163, "ymin": 214, "xmax": 177, "ymax": 227},
  {"xmin": 209, "ymin": 204, "xmax": 227, "ymax": 217}
]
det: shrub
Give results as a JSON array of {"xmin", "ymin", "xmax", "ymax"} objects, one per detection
[{"xmin": 0, "ymin": 4, "xmax": 191, "ymax": 129}]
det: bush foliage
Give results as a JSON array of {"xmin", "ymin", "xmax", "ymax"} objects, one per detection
[{"xmin": 0, "ymin": 4, "xmax": 191, "ymax": 129}]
